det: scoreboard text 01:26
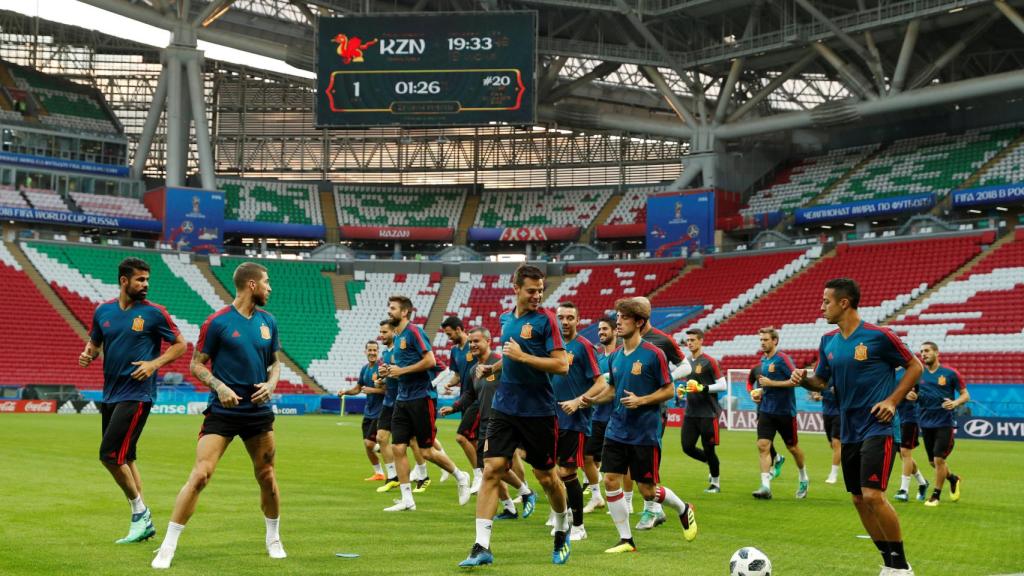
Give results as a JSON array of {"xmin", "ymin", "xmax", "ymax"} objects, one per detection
[{"xmin": 316, "ymin": 12, "xmax": 537, "ymax": 128}]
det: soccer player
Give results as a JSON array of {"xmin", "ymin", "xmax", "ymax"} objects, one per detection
[
  {"xmin": 341, "ymin": 340, "xmax": 386, "ymax": 481},
  {"xmin": 677, "ymin": 328, "xmax": 726, "ymax": 493},
  {"xmin": 747, "ymin": 365, "xmax": 785, "ymax": 480},
  {"xmin": 79, "ymin": 257, "xmax": 186, "ymax": 544},
  {"xmin": 892, "ymin": 367, "xmax": 930, "ymax": 503},
  {"xmin": 152, "ymin": 262, "xmax": 287, "ymax": 569},
  {"xmin": 810, "ymin": 383, "xmax": 842, "ymax": 484},
  {"xmin": 916, "ymin": 341, "xmax": 969, "ymax": 507},
  {"xmin": 440, "ymin": 316, "xmax": 482, "ymax": 492},
  {"xmin": 580, "ymin": 298, "xmax": 697, "ymax": 553},
  {"xmin": 792, "ymin": 278, "xmax": 922, "ymax": 575},
  {"xmin": 379, "ymin": 295, "xmax": 470, "ymax": 512},
  {"xmin": 551, "ymin": 301, "xmax": 602, "ymax": 541},
  {"xmin": 749, "ymin": 327, "xmax": 810, "ymax": 500},
  {"xmin": 375, "ymin": 319, "xmax": 400, "ymax": 491},
  {"xmin": 459, "ymin": 264, "xmax": 571, "ymax": 567},
  {"xmin": 582, "ymin": 315, "xmax": 618, "ymax": 513}
]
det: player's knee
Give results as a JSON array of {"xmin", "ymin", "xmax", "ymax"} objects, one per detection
[
  {"xmin": 637, "ymin": 484, "xmax": 657, "ymax": 500},
  {"xmin": 190, "ymin": 466, "xmax": 214, "ymax": 491},
  {"xmin": 254, "ymin": 464, "xmax": 276, "ymax": 486}
]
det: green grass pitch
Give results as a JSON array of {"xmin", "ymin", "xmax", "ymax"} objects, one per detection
[{"xmin": 1, "ymin": 414, "xmax": 1021, "ymax": 575}]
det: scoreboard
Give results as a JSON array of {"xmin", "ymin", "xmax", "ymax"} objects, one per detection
[{"xmin": 315, "ymin": 12, "xmax": 537, "ymax": 128}]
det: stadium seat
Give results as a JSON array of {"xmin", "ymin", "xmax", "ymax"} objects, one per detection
[
  {"xmin": 0, "ymin": 186, "xmax": 30, "ymax": 209},
  {"xmin": 22, "ymin": 188, "xmax": 70, "ymax": 212},
  {"xmin": 433, "ymin": 273, "xmax": 515, "ymax": 354},
  {"xmin": 604, "ymin": 183, "xmax": 673, "ymax": 225},
  {"xmin": 974, "ymin": 136, "xmax": 1024, "ymax": 187},
  {"xmin": 70, "ymin": 192, "xmax": 156, "ymax": 220},
  {"xmin": 476, "ymin": 187, "xmax": 614, "ymax": 228},
  {"xmin": 334, "ymin": 184, "xmax": 466, "ymax": 228},
  {"xmin": 544, "ymin": 261, "xmax": 683, "ymax": 327},
  {"xmin": 216, "ymin": 178, "xmax": 322, "ymax": 225}
]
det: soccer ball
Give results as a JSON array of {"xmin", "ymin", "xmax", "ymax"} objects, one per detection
[{"xmin": 730, "ymin": 547, "xmax": 772, "ymax": 576}]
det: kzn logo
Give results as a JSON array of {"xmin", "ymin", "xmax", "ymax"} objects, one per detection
[{"xmin": 332, "ymin": 33, "xmax": 378, "ymax": 64}]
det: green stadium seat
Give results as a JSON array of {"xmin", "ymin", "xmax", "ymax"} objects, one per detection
[
  {"xmin": 334, "ymin": 185, "xmax": 466, "ymax": 227},
  {"xmin": 216, "ymin": 178, "xmax": 322, "ymax": 225}
]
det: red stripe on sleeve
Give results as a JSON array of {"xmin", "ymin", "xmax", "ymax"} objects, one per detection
[
  {"xmin": 541, "ymin": 308, "xmax": 564, "ymax": 350},
  {"xmin": 410, "ymin": 325, "xmax": 429, "ymax": 352},
  {"xmin": 780, "ymin": 352, "xmax": 797, "ymax": 372},
  {"xmin": 950, "ymin": 367, "xmax": 967, "ymax": 391},
  {"xmin": 580, "ymin": 337, "xmax": 601, "ymax": 377},
  {"xmin": 146, "ymin": 300, "xmax": 181, "ymax": 339},
  {"xmin": 707, "ymin": 355, "xmax": 724, "ymax": 379},
  {"xmin": 867, "ymin": 323, "xmax": 914, "ymax": 363},
  {"xmin": 643, "ymin": 342, "xmax": 671, "ymax": 385},
  {"xmin": 197, "ymin": 306, "xmax": 231, "ymax": 354}
]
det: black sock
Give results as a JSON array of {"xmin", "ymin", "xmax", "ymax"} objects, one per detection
[
  {"xmin": 562, "ymin": 474, "xmax": 584, "ymax": 527},
  {"xmin": 874, "ymin": 540, "xmax": 892, "ymax": 568},
  {"xmin": 932, "ymin": 488, "xmax": 942, "ymax": 500},
  {"xmin": 886, "ymin": 541, "xmax": 909, "ymax": 570}
]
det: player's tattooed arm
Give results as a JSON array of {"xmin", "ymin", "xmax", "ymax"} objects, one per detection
[{"xmin": 191, "ymin": 349, "xmax": 241, "ymax": 407}]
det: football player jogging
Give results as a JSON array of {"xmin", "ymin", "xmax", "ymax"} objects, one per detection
[
  {"xmin": 341, "ymin": 340, "xmax": 386, "ymax": 481},
  {"xmin": 916, "ymin": 342, "xmax": 968, "ymax": 507},
  {"xmin": 749, "ymin": 327, "xmax": 810, "ymax": 500},
  {"xmin": 579, "ymin": 298, "xmax": 697, "ymax": 554},
  {"xmin": 379, "ymin": 295, "xmax": 471, "ymax": 512},
  {"xmin": 551, "ymin": 301, "xmax": 604, "ymax": 541},
  {"xmin": 892, "ymin": 367, "xmax": 930, "ymax": 503},
  {"xmin": 375, "ymin": 320, "xmax": 401, "ymax": 491},
  {"xmin": 792, "ymin": 278, "xmax": 922, "ymax": 576},
  {"xmin": 440, "ymin": 316, "xmax": 482, "ymax": 492},
  {"xmin": 152, "ymin": 262, "xmax": 286, "ymax": 569},
  {"xmin": 459, "ymin": 265, "xmax": 571, "ymax": 567},
  {"xmin": 582, "ymin": 316, "xmax": 619, "ymax": 513},
  {"xmin": 747, "ymin": 365, "xmax": 786, "ymax": 480},
  {"xmin": 80, "ymin": 257, "xmax": 186, "ymax": 544},
  {"xmin": 677, "ymin": 328, "xmax": 727, "ymax": 493}
]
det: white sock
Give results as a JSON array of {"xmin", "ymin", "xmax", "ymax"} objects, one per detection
[
  {"xmin": 474, "ymin": 468, "xmax": 483, "ymax": 482},
  {"xmin": 589, "ymin": 484, "xmax": 602, "ymax": 498},
  {"xmin": 624, "ymin": 491, "xmax": 633, "ymax": 506},
  {"xmin": 475, "ymin": 518, "xmax": 493, "ymax": 548},
  {"xmin": 265, "ymin": 517, "xmax": 280, "ymax": 543},
  {"xmin": 161, "ymin": 522, "xmax": 185, "ymax": 550},
  {"xmin": 416, "ymin": 463, "xmax": 428, "ymax": 478},
  {"xmin": 385, "ymin": 463, "xmax": 397, "ymax": 478},
  {"xmin": 654, "ymin": 486, "xmax": 687, "ymax": 515},
  {"xmin": 519, "ymin": 480, "xmax": 532, "ymax": 496},
  {"xmin": 554, "ymin": 509, "xmax": 570, "ymax": 532},
  {"xmin": 900, "ymin": 475, "xmax": 912, "ymax": 492},
  {"xmin": 650, "ymin": 501, "xmax": 663, "ymax": 514},
  {"xmin": 606, "ymin": 490, "xmax": 631, "ymax": 540},
  {"xmin": 830, "ymin": 464, "xmax": 840, "ymax": 477},
  {"xmin": 914, "ymin": 470, "xmax": 927, "ymax": 484},
  {"xmin": 373, "ymin": 463, "xmax": 383, "ymax": 475},
  {"xmin": 400, "ymin": 483, "xmax": 415, "ymax": 505},
  {"xmin": 798, "ymin": 467, "xmax": 809, "ymax": 482},
  {"xmin": 129, "ymin": 495, "xmax": 146, "ymax": 514},
  {"xmin": 501, "ymin": 498, "xmax": 516, "ymax": 514},
  {"xmin": 761, "ymin": 472, "xmax": 773, "ymax": 488},
  {"xmin": 710, "ymin": 476, "xmax": 720, "ymax": 486}
]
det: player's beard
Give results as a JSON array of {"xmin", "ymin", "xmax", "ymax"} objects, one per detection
[
  {"xmin": 253, "ymin": 291, "xmax": 268, "ymax": 307},
  {"xmin": 128, "ymin": 287, "xmax": 147, "ymax": 301}
]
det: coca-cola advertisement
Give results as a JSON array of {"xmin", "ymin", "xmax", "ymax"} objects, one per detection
[{"xmin": 0, "ymin": 400, "xmax": 57, "ymax": 413}]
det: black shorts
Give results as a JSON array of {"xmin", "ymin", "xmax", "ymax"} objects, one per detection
[
  {"xmin": 458, "ymin": 403, "xmax": 481, "ymax": 441},
  {"xmin": 841, "ymin": 435, "xmax": 896, "ymax": 495},
  {"xmin": 824, "ymin": 414, "xmax": 841, "ymax": 444},
  {"xmin": 99, "ymin": 401, "xmax": 152, "ymax": 465},
  {"xmin": 199, "ymin": 409, "xmax": 275, "ymax": 441},
  {"xmin": 757, "ymin": 412, "xmax": 798, "ymax": 447},
  {"xmin": 377, "ymin": 404, "xmax": 394, "ymax": 432},
  {"xmin": 361, "ymin": 417, "xmax": 379, "ymax": 442},
  {"xmin": 391, "ymin": 397, "xmax": 437, "ymax": 448},
  {"xmin": 585, "ymin": 420, "xmax": 608, "ymax": 459},
  {"xmin": 557, "ymin": 429, "xmax": 586, "ymax": 469},
  {"xmin": 484, "ymin": 409, "xmax": 557, "ymax": 471},
  {"xmin": 681, "ymin": 414, "xmax": 720, "ymax": 446},
  {"xmin": 900, "ymin": 422, "xmax": 920, "ymax": 450},
  {"xmin": 601, "ymin": 439, "xmax": 661, "ymax": 485},
  {"xmin": 922, "ymin": 426, "xmax": 955, "ymax": 461}
]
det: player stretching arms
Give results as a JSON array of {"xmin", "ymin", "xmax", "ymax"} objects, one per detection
[
  {"xmin": 793, "ymin": 278, "xmax": 921, "ymax": 576},
  {"xmin": 750, "ymin": 327, "xmax": 810, "ymax": 500},
  {"xmin": 678, "ymin": 328, "xmax": 726, "ymax": 493},
  {"xmin": 580, "ymin": 298, "xmax": 697, "ymax": 553},
  {"xmin": 917, "ymin": 342, "xmax": 968, "ymax": 507},
  {"xmin": 153, "ymin": 262, "xmax": 286, "ymax": 569},
  {"xmin": 440, "ymin": 316, "xmax": 482, "ymax": 492},
  {"xmin": 459, "ymin": 265, "xmax": 571, "ymax": 567},
  {"xmin": 892, "ymin": 367, "xmax": 929, "ymax": 503},
  {"xmin": 582, "ymin": 316, "xmax": 618, "ymax": 513},
  {"xmin": 551, "ymin": 301, "xmax": 603, "ymax": 541},
  {"xmin": 341, "ymin": 340, "xmax": 386, "ymax": 481},
  {"xmin": 379, "ymin": 296, "xmax": 470, "ymax": 512},
  {"xmin": 80, "ymin": 257, "xmax": 186, "ymax": 544}
]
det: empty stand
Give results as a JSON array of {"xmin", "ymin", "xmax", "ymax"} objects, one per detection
[
  {"xmin": 0, "ymin": 186, "xmax": 29, "ymax": 208},
  {"xmin": 604, "ymin": 183, "xmax": 670, "ymax": 225},
  {"xmin": 476, "ymin": 187, "xmax": 613, "ymax": 228},
  {"xmin": 975, "ymin": 137, "xmax": 1024, "ymax": 188},
  {"xmin": 742, "ymin": 145, "xmax": 877, "ymax": 216},
  {"xmin": 334, "ymin": 184, "xmax": 466, "ymax": 228},
  {"xmin": 544, "ymin": 261, "xmax": 684, "ymax": 327},
  {"xmin": 216, "ymin": 178, "xmax": 322, "ymax": 225},
  {"xmin": 434, "ymin": 273, "xmax": 515, "ymax": 351},
  {"xmin": 70, "ymin": 192, "xmax": 155, "ymax": 220},
  {"xmin": 22, "ymin": 188, "xmax": 69, "ymax": 212}
]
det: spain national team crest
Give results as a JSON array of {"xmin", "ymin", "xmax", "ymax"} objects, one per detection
[
  {"xmin": 400, "ymin": 338, "xmax": 407, "ymax": 350},
  {"xmin": 694, "ymin": 364, "xmax": 702, "ymax": 375},
  {"xmin": 854, "ymin": 343, "xmax": 868, "ymax": 361},
  {"xmin": 631, "ymin": 360, "xmax": 643, "ymax": 375},
  {"xmin": 486, "ymin": 374, "xmax": 496, "ymax": 382},
  {"xmin": 768, "ymin": 363, "xmax": 775, "ymax": 373},
  {"xmin": 520, "ymin": 323, "xmax": 533, "ymax": 339},
  {"xmin": 466, "ymin": 351, "xmax": 474, "ymax": 361},
  {"xmin": 131, "ymin": 316, "xmax": 145, "ymax": 332},
  {"xmin": 567, "ymin": 352, "xmax": 574, "ymax": 366},
  {"xmin": 938, "ymin": 375, "xmax": 947, "ymax": 387},
  {"xmin": 260, "ymin": 325, "xmax": 271, "ymax": 340}
]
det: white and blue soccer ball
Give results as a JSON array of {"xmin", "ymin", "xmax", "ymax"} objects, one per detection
[{"xmin": 730, "ymin": 547, "xmax": 772, "ymax": 576}]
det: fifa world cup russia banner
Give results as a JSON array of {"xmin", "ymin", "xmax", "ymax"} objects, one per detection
[
  {"xmin": 144, "ymin": 186, "xmax": 224, "ymax": 254},
  {"xmin": 646, "ymin": 189, "xmax": 715, "ymax": 257},
  {"xmin": 339, "ymin": 226, "xmax": 454, "ymax": 241},
  {"xmin": 0, "ymin": 205, "xmax": 161, "ymax": 232},
  {"xmin": 468, "ymin": 226, "xmax": 581, "ymax": 242},
  {"xmin": 794, "ymin": 192, "xmax": 935, "ymax": 224},
  {"xmin": 952, "ymin": 183, "xmax": 1024, "ymax": 208}
]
